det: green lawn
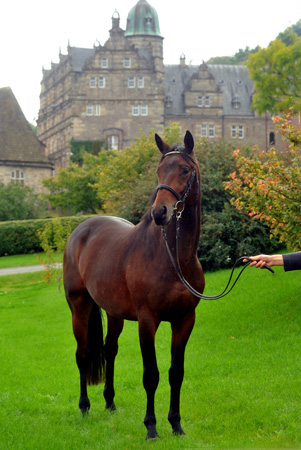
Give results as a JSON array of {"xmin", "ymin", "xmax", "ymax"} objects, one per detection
[{"xmin": 0, "ymin": 266, "xmax": 300, "ymax": 449}]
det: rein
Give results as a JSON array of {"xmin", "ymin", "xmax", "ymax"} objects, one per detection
[
  {"xmin": 162, "ymin": 221, "xmax": 274, "ymax": 301},
  {"xmin": 157, "ymin": 149, "xmax": 274, "ymax": 300}
]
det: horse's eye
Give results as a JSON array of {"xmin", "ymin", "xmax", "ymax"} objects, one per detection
[{"xmin": 181, "ymin": 167, "xmax": 190, "ymax": 175}]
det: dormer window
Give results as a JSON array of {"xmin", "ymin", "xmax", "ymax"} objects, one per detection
[
  {"xmin": 205, "ymin": 96, "xmax": 210, "ymax": 107},
  {"xmin": 145, "ymin": 15, "xmax": 152, "ymax": 27},
  {"xmin": 232, "ymin": 94, "xmax": 241, "ymax": 110}
]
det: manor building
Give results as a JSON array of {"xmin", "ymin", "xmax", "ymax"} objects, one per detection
[{"xmin": 37, "ymin": 0, "xmax": 276, "ymax": 168}]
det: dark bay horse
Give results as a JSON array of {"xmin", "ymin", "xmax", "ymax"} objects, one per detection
[{"xmin": 63, "ymin": 130, "xmax": 205, "ymax": 439}]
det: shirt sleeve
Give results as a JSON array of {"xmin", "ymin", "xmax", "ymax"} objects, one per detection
[{"xmin": 283, "ymin": 251, "xmax": 301, "ymax": 272}]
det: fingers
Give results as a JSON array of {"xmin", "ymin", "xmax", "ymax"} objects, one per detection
[{"xmin": 243, "ymin": 255, "xmax": 271, "ymax": 268}]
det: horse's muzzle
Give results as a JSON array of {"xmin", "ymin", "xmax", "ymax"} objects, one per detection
[{"xmin": 151, "ymin": 205, "xmax": 172, "ymax": 226}]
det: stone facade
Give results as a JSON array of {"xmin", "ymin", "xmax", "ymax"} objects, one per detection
[{"xmin": 37, "ymin": 1, "xmax": 277, "ymax": 168}]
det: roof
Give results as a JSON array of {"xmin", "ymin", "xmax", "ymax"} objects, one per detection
[
  {"xmin": 125, "ymin": 0, "xmax": 161, "ymax": 37},
  {"xmin": 164, "ymin": 63, "xmax": 255, "ymax": 116},
  {"xmin": 0, "ymin": 87, "xmax": 53, "ymax": 167}
]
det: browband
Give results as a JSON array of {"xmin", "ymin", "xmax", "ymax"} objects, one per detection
[{"xmin": 162, "ymin": 149, "xmax": 196, "ymax": 165}]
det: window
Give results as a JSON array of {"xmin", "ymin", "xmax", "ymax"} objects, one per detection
[
  {"xmin": 128, "ymin": 77, "xmax": 135, "ymax": 88},
  {"xmin": 198, "ymin": 96, "xmax": 203, "ymax": 107},
  {"xmin": 141, "ymin": 104, "xmax": 148, "ymax": 116},
  {"xmin": 201, "ymin": 124, "xmax": 207, "ymax": 137},
  {"xmin": 269, "ymin": 132, "xmax": 275, "ymax": 145},
  {"xmin": 98, "ymin": 77, "xmax": 105, "ymax": 88},
  {"xmin": 231, "ymin": 125, "xmax": 237, "ymax": 138},
  {"xmin": 11, "ymin": 169, "xmax": 24, "ymax": 186},
  {"xmin": 138, "ymin": 77, "xmax": 144, "ymax": 88},
  {"xmin": 108, "ymin": 135, "xmax": 119, "ymax": 150},
  {"xmin": 89, "ymin": 77, "xmax": 96, "ymax": 88},
  {"xmin": 205, "ymin": 96, "xmax": 210, "ymax": 107},
  {"xmin": 94, "ymin": 105, "xmax": 101, "ymax": 116},
  {"xmin": 132, "ymin": 104, "xmax": 148, "ymax": 116},
  {"xmin": 132, "ymin": 104, "xmax": 139, "ymax": 116},
  {"xmin": 86, "ymin": 105, "xmax": 93, "ymax": 116},
  {"xmin": 208, "ymin": 124, "xmax": 215, "ymax": 137},
  {"xmin": 124, "ymin": 57, "xmax": 131, "ymax": 68},
  {"xmin": 232, "ymin": 125, "xmax": 244, "ymax": 139},
  {"xmin": 101, "ymin": 57, "xmax": 108, "ymax": 68}
]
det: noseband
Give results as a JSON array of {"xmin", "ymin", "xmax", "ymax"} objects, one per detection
[{"xmin": 153, "ymin": 148, "xmax": 198, "ymax": 218}]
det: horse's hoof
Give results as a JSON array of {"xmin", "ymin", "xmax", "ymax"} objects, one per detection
[
  {"xmin": 146, "ymin": 432, "xmax": 160, "ymax": 441},
  {"xmin": 105, "ymin": 401, "xmax": 116, "ymax": 411},
  {"xmin": 79, "ymin": 396, "xmax": 90, "ymax": 415},
  {"xmin": 172, "ymin": 424, "xmax": 186, "ymax": 436}
]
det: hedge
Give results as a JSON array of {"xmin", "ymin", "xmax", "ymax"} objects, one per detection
[{"xmin": 0, "ymin": 215, "xmax": 95, "ymax": 256}]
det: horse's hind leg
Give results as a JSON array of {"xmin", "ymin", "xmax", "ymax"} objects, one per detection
[
  {"xmin": 103, "ymin": 314, "xmax": 124, "ymax": 410},
  {"xmin": 168, "ymin": 311, "xmax": 195, "ymax": 435},
  {"xmin": 68, "ymin": 291, "xmax": 105, "ymax": 414}
]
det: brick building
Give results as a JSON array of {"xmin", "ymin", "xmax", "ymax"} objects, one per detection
[{"xmin": 37, "ymin": 0, "xmax": 276, "ymax": 168}]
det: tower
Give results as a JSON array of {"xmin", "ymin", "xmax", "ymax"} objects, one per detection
[{"xmin": 125, "ymin": 0, "xmax": 164, "ymax": 75}]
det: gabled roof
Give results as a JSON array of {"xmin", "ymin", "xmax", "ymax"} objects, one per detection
[
  {"xmin": 164, "ymin": 63, "xmax": 255, "ymax": 116},
  {"xmin": 0, "ymin": 87, "xmax": 53, "ymax": 167}
]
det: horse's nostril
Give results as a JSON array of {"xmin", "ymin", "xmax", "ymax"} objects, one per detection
[
  {"xmin": 152, "ymin": 205, "xmax": 169, "ymax": 226},
  {"xmin": 161, "ymin": 206, "xmax": 167, "ymax": 217}
]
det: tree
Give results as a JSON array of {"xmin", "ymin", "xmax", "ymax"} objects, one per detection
[
  {"xmin": 42, "ymin": 152, "xmax": 111, "ymax": 214},
  {"xmin": 206, "ymin": 46, "xmax": 259, "ymax": 65},
  {"xmin": 0, "ymin": 183, "xmax": 45, "ymax": 221},
  {"xmin": 95, "ymin": 124, "xmax": 182, "ymax": 219},
  {"xmin": 224, "ymin": 112, "xmax": 301, "ymax": 250},
  {"xmin": 247, "ymin": 33, "xmax": 301, "ymax": 114},
  {"xmin": 69, "ymin": 139, "xmax": 105, "ymax": 165}
]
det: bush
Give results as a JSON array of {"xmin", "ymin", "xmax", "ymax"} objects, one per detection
[
  {"xmin": 0, "ymin": 215, "xmax": 95, "ymax": 256},
  {"xmin": 0, "ymin": 183, "xmax": 45, "ymax": 221}
]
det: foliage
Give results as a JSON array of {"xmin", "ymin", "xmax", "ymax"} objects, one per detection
[
  {"xmin": 69, "ymin": 138, "xmax": 105, "ymax": 165},
  {"xmin": 37, "ymin": 218, "xmax": 73, "ymax": 287},
  {"xmin": 0, "ymin": 182, "xmax": 45, "ymax": 221},
  {"xmin": 193, "ymin": 139, "xmax": 280, "ymax": 270},
  {"xmin": 277, "ymin": 19, "xmax": 301, "ymax": 44},
  {"xmin": 95, "ymin": 124, "xmax": 182, "ymax": 220},
  {"xmin": 225, "ymin": 112, "xmax": 301, "ymax": 251},
  {"xmin": 42, "ymin": 152, "xmax": 111, "ymax": 214},
  {"xmin": 0, "ymin": 215, "xmax": 94, "ymax": 256},
  {"xmin": 247, "ymin": 33, "xmax": 301, "ymax": 114},
  {"xmin": 206, "ymin": 45, "xmax": 259, "ymax": 65}
]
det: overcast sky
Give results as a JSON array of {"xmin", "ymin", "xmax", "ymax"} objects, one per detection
[{"xmin": 1, "ymin": 0, "xmax": 299, "ymax": 124}]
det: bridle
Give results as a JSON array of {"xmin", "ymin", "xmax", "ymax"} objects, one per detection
[
  {"xmin": 153, "ymin": 147, "xmax": 198, "ymax": 219},
  {"xmin": 153, "ymin": 149, "xmax": 274, "ymax": 300}
]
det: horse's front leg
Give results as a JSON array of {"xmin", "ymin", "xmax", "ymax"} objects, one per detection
[
  {"xmin": 168, "ymin": 311, "xmax": 195, "ymax": 435},
  {"xmin": 103, "ymin": 314, "xmax": 124, "ymax": 410},
  {"xmin": 138, "ymin": 312, "xmax": 160, "ymax": 439}
]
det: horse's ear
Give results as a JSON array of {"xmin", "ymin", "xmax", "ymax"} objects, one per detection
[
  {"xmin": 155, "ymin": 133, "xmax": 169, "ymax": 154},
  {"xmin": 184, "ymin": 130, "xmax": 194, "ymax": 154}
]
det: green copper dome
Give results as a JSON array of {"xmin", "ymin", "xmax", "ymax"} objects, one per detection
[{"xmin": 125, "ymin": 0, "xmax": 162, "ymax": 37}]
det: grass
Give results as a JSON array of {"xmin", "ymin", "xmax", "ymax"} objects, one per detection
[
  {"xmin": 0, "ymin": 266, "xmax": 300, "ymax": 449},
  {"xmin": 0, "ymin": 252, "xmax": 63, "ymax": 269}
]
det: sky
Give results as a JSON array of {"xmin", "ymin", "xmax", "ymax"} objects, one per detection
[{"xmin": 1, "ymin": 0, "xmax": 300, "ymax": 124}]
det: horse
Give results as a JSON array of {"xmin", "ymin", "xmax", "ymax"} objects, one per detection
[{"xmin": 63, "ymin": 130, "xmax": 205, "ymax": 439}]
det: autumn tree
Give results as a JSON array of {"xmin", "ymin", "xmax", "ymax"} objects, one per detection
[{"xmin": 225, "ymin": 112, "xmax": 301, "ymax": 250}]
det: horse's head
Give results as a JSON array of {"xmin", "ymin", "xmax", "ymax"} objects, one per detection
[{"xmin": 151, "ymin": 130, "xmax": 198, "ymax": 226}]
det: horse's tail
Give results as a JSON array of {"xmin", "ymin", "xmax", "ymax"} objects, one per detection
[{"xmin": 87, "ymin": 302, "xmax": 106, "ymax": 385}]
